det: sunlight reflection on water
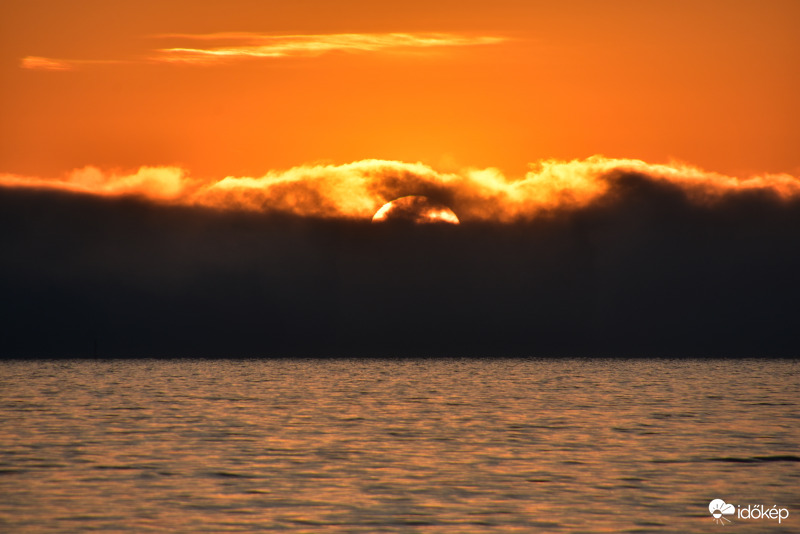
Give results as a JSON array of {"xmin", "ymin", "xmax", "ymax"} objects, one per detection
[{"xmin": 0, "ymin": 358, "xmax": 797, "ymax": 532}]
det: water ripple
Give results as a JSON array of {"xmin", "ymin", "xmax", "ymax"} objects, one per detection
[{"xmin": 0, "ymin": 358, "xmax": 797, "ymax": 533}]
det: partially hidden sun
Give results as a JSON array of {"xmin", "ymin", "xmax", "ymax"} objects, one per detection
[{"xmin": 371, "ymin": 195, "xmax": 460, "ymax": 225}]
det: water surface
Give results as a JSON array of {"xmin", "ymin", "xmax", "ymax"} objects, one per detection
[{"xmin": 1, "ymin": 359, "xmax": 797, "ymax": 532}]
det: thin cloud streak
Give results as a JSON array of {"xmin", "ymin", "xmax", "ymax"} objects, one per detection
[
  {"xmin": 2, "ymin": 157, "xmax": 798, "ymax": 221},
  {"xmin": 153, "ymin": 32, "xmax": 507, "ymax": 64},
  {"xmin": 20, "ymin": 32, "xmax": 506, "ymax": 70},
  {"xmin": 21, "ymin": 56, "xmax": 75, "ymax": 71},
  {"xmin": 20, "ymin": 56, "xmax": 128, "ymax": 71}
]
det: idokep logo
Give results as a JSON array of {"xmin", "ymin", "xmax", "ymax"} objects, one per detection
[
  {"xmin": 709, "ymin": 499, "xmax": 735, "ymax": 525},
  {"xmin": 709, "ymin": 499, "xmax": 790, "ymax": 525}
]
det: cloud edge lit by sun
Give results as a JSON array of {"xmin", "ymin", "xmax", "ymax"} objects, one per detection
[{"xmin": 2, "ymin": 157, "xmax": 798, "ymax": 223}]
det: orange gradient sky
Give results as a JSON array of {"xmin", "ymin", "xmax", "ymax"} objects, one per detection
[{"xmin": 1, "ymin": 0, "xmax": 799, "ymax": 185}]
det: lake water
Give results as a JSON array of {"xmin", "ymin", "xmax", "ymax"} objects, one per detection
[{"xmin": 0, "ymin": 359, "xmax": 797, "ymax": 533}]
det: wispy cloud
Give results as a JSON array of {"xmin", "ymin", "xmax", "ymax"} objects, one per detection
[
  {"xmin": 20, "ymin": 32, "xmax": 506, "ymax": 70},
  {"xmin": 152, "ymin": 32, "xmax": 506, "ymax": 64},
  {"xmin": 21, "ymin": 56, "xmax": 128, "ymax": 71},
  {"xmin": 0, "ymin": 166, "xmax": 190, "ymax": 200},
  {"xmin": 21, "ymin": 56, "xmax": 75, "ymax": 71}
]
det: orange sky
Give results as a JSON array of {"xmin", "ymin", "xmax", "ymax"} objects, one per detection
[{"xmin": 1, "ymin": 0, "xmax": 799, "ymax": 184}]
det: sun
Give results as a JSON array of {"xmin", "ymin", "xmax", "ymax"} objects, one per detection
[{"xmin": 371, "ymin": 195, "xmax": 460, "ymax": 224}]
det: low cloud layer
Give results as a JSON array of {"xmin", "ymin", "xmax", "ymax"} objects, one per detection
[
  {"xmin": 2, "ymin": 157, "xmax": 798, "ymax": 221},
  {"xmin": 2, "ymin": 156, "xmax": 800, "ymax": 358}
]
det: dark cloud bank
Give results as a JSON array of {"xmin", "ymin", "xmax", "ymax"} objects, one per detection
[{"xmin": 1, "ymin": 172, "xmax": 799, "ymax": 358}]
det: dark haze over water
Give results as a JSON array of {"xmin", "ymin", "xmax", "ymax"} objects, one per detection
[
  {"xmin": 2, "ymin": 179, "xmax": 800, "ymax": 358},
  {"xmin": 0, "ymin": 358, "xmax": 797, "ymax": 532}
]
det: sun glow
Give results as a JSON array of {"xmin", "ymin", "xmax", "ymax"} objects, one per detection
[{"xmin": 372, "ymin": 196, "xmax": 460, "ymax": 224}]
